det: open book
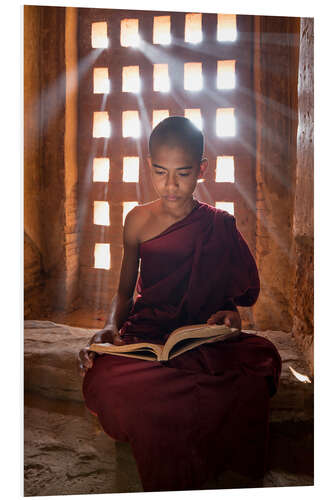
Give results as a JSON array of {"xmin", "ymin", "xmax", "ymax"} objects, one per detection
[{"xmin": 88, "ymin": 323, "xmax": 240, "ymax": 362}]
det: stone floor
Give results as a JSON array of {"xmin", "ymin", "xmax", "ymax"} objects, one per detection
[
  {"xmin": 24, "ymin": 393, "xmax": 142, "ymax": 496},
  {"xmin": 24, "ymin": 392, "xmax": 313, "ymax": 497},
  {"xmin": 24, "ymin": 308, "xmax": 314, "ymax": 496}
]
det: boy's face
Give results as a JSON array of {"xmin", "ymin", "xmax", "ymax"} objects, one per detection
[{"xmin": 148, "ymin": 145, "xmax": 207, "ymax": 205}]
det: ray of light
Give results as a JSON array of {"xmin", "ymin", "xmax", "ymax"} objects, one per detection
[
  {"xmin": 123, "ymin": 201, "xmax": 139, "ymax": 225},
  {"xmin": 202, "ymin": 84, "xmax": 295, "ymax": 192},
  {"xmin": 135, "ymin": 94, "xmax": 152, "ymax": 137},
  {"xmin": 215, "ymin": 201, "xmax": 235, "ymax": 215},
  {"xmin": 28, "ymin": 49, "xmax": 104, "ymax": 134}
]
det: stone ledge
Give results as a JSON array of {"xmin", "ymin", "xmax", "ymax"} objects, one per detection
[{"xmin": 24, "ymin": 321, "xmax": 313, "ymax": 423}]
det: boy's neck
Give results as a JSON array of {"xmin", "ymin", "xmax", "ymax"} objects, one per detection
[{"xmin": 159, "ymin": 197, "xmax": 198, "ymax": 220}]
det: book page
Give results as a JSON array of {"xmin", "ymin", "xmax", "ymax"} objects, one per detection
[
  {"xmin": 163, "ymin": 324, "xmax": 237, "ymax": 358},
  {"xmin": 166, "ymin": 331, "xmax": 239, "ymax": 360},
  {"xmin": 89, "ymin": 342, "xmax": 163, "ymax": 358},
  {"xmin": 104, "ymin": 350, "xmax": 159, "ymax": 362}
]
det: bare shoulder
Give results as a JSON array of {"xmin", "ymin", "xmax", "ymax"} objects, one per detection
[
  {"xmin": 125, "ymin": 200, "xmax": 159, "ymax": 226},
  {"xmin": 123, "ymin": 200, "xmax": 160, "ymax": 244}
]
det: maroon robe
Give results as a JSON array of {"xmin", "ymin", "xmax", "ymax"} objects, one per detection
[{"xmin": 83, "ymin": 202, "xmax": 281, "ymax": 492}]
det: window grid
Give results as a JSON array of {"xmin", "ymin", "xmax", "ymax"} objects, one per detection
[{"xmin": 78, "ymin": 10, "xmax": 255, "ymax": 272}]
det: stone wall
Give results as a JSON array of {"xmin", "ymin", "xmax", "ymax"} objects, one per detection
[
  {"xmin": 291, "ymin": 18, "xmax": 314, "ymax": 374},
  {"xmin": 24, "ymin": 5, "xmax": 48, "ymax": 317},
  {"xmin": 253, "ymin": 16, "xmax": 300, "ymax": 332},
  {"xmin": 24, "ymin": 6, "xmax": 80, "ymax": 317},
  {"xmin": 64, "ymin": 8, "xmax": 80, "ymax": 310}
]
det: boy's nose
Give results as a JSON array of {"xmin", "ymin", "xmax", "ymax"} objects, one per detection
[{"xmin": 165, "ymin": 173, "xmax": 178, "ymax": 188}]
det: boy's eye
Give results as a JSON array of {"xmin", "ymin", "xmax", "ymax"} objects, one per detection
[
  {"xmin": 178, "ymin": 173, "xmax": 190, "ymax": 177},
  {"xmin": 155, "ymin": 170, "xmax": 165, "ymax": 175}
]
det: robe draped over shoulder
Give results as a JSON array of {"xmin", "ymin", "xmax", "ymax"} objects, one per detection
[
  {"xmin": 120, "ymin": 202, "xmax": 260, "ymax": 343},
  {"xmin": 83, "ymin": 201, "xmax": 281, "ymax": 492}
]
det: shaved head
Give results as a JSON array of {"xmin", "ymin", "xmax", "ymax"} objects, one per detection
[{"xmin": 149, "ymin": 116, "xmax": 204, "ymax": 164}]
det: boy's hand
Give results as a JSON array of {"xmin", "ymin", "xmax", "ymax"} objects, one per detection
[
  {"xmin": 207, "ymin": 310, "xmax": 242, "ymax": 330},
  {"xmin": 77, "ymin": 326, "xmax": 125, "ymax": 377}
]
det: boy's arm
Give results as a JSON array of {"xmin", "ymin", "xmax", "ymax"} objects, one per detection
[
  {"xmin": 78, "ymin": 208, "xmax": 141, "ymax": 375},
  {"xmin": 104, "ymin": 211, "xmax": 140, "ymax": 329}
]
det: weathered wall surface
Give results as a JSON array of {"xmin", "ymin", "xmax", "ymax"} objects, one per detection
[
  {"xmin": 64, "ymin": 8, "xmax": 80, "ymax": 310},
  {"xmin": 38, "ymin": 6, "xmax": 67, "ymax": 311},
  {"xmin": 291, "ymin": 18, "xmax": 314, "ymax": 373},
  {"xmin": 24, "ymin": 6, "xmax": 80, "ymax": 317},
  {"xmin": 24, "ymin": 6, "xmax": 49, "ymax": 317},
  {"xmin": 253, "ymin": 16, "xmax": 300, "ymax": 332}
]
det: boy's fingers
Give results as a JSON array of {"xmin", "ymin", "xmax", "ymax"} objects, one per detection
[
  {"xmin": 78, "ymin": 348, "xmax": 95, "ymax": 375},
  {"xmin": 224, "ymin": 316, "xmax": 231, "ymax": 327},
  {"xmin": 207, "ymin": 311, "xmax": 240, "ymax": 328},
  {"xmin": 207, "ymin": 311, "xmax": 231, "ymax": 325},
  {"xmin": 86, "ymin": 350, "xmax": 95, "ymax": 367},
  {"xmin": 113, "ymin": 335, "xmax": 126, "ymax": 346},
  {"xmin": 207, "ymin": 313, "xmax": 221, "ymax": 324},
  {"xmin": 214, "ymin": 312, "xmax": 227, "ymax": 324}
]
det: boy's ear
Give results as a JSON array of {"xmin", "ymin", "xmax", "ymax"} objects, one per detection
[
  {"xmin": 198, "ymin": 158, "xmax": 208, "ymax": 178},
  {"xmin": 147, "ymin": 156, "xmax": 153, "ymax": 170}
]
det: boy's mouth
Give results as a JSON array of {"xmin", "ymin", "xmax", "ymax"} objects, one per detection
[{"xmin": 164, "ymin": 195, "xmax": 179, "ymax": 201}]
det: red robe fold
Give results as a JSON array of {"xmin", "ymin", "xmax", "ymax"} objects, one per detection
[
  {"xmin": 83, "ymin": 202, "xmax": 281, "ymax": 492},
  {"xmin": 120, "ymin": 202, "xmax": 260, "ymax": 343}
]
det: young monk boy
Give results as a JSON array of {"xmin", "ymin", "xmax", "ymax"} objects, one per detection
[{"xmin": 78, "ymin": 116, "xmax": 281, "ymax": 492}]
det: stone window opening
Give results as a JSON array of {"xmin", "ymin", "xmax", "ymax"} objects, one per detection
[{"xmin": 77, "ymin": 9, "xmax": 253, "ymax": 291}]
